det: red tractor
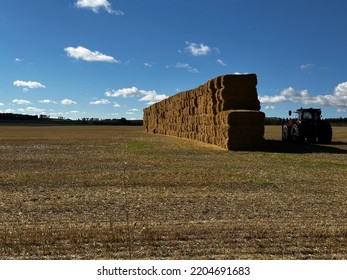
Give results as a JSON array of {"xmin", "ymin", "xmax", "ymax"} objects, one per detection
[{"xmin": 282, "ymin": 108, "xmax": 332, "ymax": 143}]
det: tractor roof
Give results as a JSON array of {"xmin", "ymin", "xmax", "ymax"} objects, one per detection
[{"xmin": 296, "ymin": 107, "xmax": 321, "ymax": 112}]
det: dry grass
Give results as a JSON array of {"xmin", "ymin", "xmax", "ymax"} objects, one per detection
[{"xmin": 0, "ymin": 125, "xmax": 346, "ymax": 259}]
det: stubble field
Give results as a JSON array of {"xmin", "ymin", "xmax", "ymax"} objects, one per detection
[{"xmin": 0, "ymin": 125, "xmax": 346, "ymax": 259}]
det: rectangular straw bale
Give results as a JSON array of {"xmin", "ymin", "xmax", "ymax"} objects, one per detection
[
  {"xmin": 219, "ymin": 110, "xmax": 265, "ymax": 126},
  {"xmin": 143, "ymin": 73, "xmax": 265, "ymax": 150}
]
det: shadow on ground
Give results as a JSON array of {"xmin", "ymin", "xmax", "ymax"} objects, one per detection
[{"xmin": 264, "ymin": 140, "xmax": 347, "ymax": 154}]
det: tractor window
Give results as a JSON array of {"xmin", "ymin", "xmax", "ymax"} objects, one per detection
[
  {"xmin": 302, "ymin": 111, "xmax": 320, "ymax": 120},
  {"xmin": 313, "ymin": 111, "xmax": 320, "ymax": 120},
  {"xmin": 303, "ymin": 111, "xmax": 313, "ymax": 120}
]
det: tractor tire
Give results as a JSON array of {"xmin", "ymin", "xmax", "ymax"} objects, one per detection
[
  {"xmin": 318, "ymin": 123, "xmax": 332, "ymax": 144},
  {"xmin": 282, "ymin": 125, "xmax": 291, "ymax": 142},
  {"xmin": 291, "ymin": 124, "xmax": 304, "ymax": 143}
]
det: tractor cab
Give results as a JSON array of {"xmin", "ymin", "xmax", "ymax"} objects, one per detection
[
  {"xmin": 282, "ymin": 107, "xmax": 332, "ymax": 143},
  {"xmin": 293, "ymin": 108, "xmax": 321, "ymax": 121}
]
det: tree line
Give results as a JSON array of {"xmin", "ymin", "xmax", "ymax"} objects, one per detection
[
  {"xmin": 0, "ymin": 113, "xmax": 345, "ymax": 126},
  {"xmin": 264, "ymin": 116, "xmax": 347, "ymax": 125},
  {"xmin": 0, "ymin": 113, "xmax": 143, "ymax": 126}
]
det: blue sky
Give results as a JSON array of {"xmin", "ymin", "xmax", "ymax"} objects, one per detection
[{"xmin": 1, "ymin": 0, "xmax": 346, "ymax": 120}]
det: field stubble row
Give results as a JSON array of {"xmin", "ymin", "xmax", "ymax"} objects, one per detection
[{"xmin": 0, "ymin": 125, "xmax": 347, "ymax": 259}]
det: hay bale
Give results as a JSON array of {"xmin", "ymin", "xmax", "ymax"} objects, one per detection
[{"xmin": 143, "ymin": 73, "xmax": 265, "ymax": 150}]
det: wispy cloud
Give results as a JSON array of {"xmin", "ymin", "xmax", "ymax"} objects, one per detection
[
  {"xmin": 75, "ymin": 0, "xmax": 124, "ymax": 15},
  {"xmin": 65, "ymin": 46, "xmax": 119, "ymax": 63},
  {"xmin": 300, "ymin": 63, "xmax": 315, "ymax": 70},
  {"xmin": 12, "ymin": 99, "xmax": 32, "ymax": 105},
  {"xmin": 39, "ymin": 99, "xmax": 57, "ymax": 104},
  {"xmin": 26, "ymin": 107, "xmax": 45, "ymax": 113},
  {"xmin": 126, "ymin": 109, "xmax": 140, "ymax": 115},
  {"xmin": 61, "ymin": 99, "xmax": 77, "ymax": 105},
  {"xmin": 105, "ymin": 86, "xmax": 168, "ymax": 105},
  {"xmin": 184, "ymin": 41, "xmax": 211, "ymax": 56},
  {"xmin": 259, "ymin": 94, "xmax": 287, "ymax": 104},
  {"xmin": 90, "ymin": 99, "xmax": 110, "ymax": 105},
  {"xmin": 259, "ymin": 81, "xmax": 347, "ymax": 110},
  {"xmin": 13, "ymin": 80, "xmax": 46, "ymax": 89},
  {"xmin": 174, "ymin": 63, "xmax": 199, "ymax": 73},
  {"xmin": 216, "ymin": 59, "xmax": 227, "ymax": 66}
]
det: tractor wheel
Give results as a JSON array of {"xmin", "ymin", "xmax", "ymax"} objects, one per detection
[
  {"xmin": 282, "ymin": 125, "xmax": 291, "ymax": 142},
  {"xmin": 291, "ymin": 124, "xmax": 304, "ymax": 143},
  {"xmin": 318, "ymin": 123, "xmax": 332, "ymax": 144}
]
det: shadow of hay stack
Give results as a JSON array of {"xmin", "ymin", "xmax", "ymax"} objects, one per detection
[
  {"xmin": 143, "ymin": 74, "xmax": 265, "ymax": 150},
  {"xmin": 264, "ymin": 140, "xmax": 347, "ymax": 154}
]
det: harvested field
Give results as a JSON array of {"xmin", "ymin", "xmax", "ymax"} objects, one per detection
[{"xmin": 0, "ymin": 125, "xmax": 347, "ymax": 259}]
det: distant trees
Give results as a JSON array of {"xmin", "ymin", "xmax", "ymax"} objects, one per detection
[
  {"xmin": 79, "ymin": 117, "xmax": 140, "ymax": 125},
  {"xmin": 1, "ymin": 112, "xmax": 345, "ymax": 126},
  {"xmin": 264, "ymin": 117, "xmax": 347, "ymax": 126},
  {"xmin": 264, "ymin": 117, "xmax": 283, "ymax": 125},
  {"xmin": 0, "ymin": 113, "xmax": 39, "ymax": 121},
  {"xmin": 327, "ymin": 117, "xmax": 347, "ymax": 126}
]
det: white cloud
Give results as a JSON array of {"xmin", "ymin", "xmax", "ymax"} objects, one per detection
[
  {"xmin": 260, "ymin": 87, "xmax": 310, "ymax": 104},
  {"xmin": 113, "ymin": 102, "xmax": 121, "ymax": 107},
  {"xmin": 216, "ymin": 59, "xmax": 227, "ymax": 66},
  {"xmin": 174, "ymin": 63, "xmax": 199, "ymax": 73},
  {"xmin": 185, "ymin": 41, "xmax": 211, "ymax": 56},
  {"xmin": 65, "ymin": 46, "xmax": 119, "ymax": 63},
  {"xmin": 61, "ymin": 99, "xmax": 77, "ymax": 105},
  {"xmin": 105, "ymin": 86, "xmax": 168, "ymax": 105},
  {"xmin": 265, "ymin": 105, "xmax": 275, "ymax": 110},
  {"xmin": 144, "ymin": 63, "xmax": 153, "ymax": 67},
  {"xmin": 259, "ymin": 82, "xmax": 347, "ymax": 109},
  {"xmin": 259, "ymin": 95, "xmax": 287, "ymax": 103},
  {"xmin": 0, "ymin": 103, "xmax": 4, "ymax": 106},
  {"xmin": 138, "ymin": 92, "xmax": 168, "ymax": 105},
  {"xmin": 13, "ymin": 80, "xmax": 46, "ymax": 89},
  {"xmin": 15, "ymin": 58, "xmax": 23, "ymax": 63},
  {"xmin": 128, "ymin": 108, "xmax": 140, "ymax": 112},
  {"xmin": 90, "ymin": 99, "xmax": 110, "ymax": 105},
  {"xmin": 12, "ymin": 99, "xmax": 32, "ymax": 105},
  {"xmin": 75, "ymin": 0, "xmax": 124, "ymax": 15},
  {"xmin": 39, "ymin": 99, "xmax": 57, "ymax": 104},
  {"xmin": 280, "ymin": 87, "xmax": 310, "ymax": 102},
  {"xmin": 105, "ymin": 86, "xmax": 140, "ymax": 98},
  {"xmin": 334, "ymin": 81, "xmax": 347, "ymax": 97}
]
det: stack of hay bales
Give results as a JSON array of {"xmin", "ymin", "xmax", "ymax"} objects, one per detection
[{"xmin": 143, "ymin": 74, "xmax": 265, "ymax": 150}]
